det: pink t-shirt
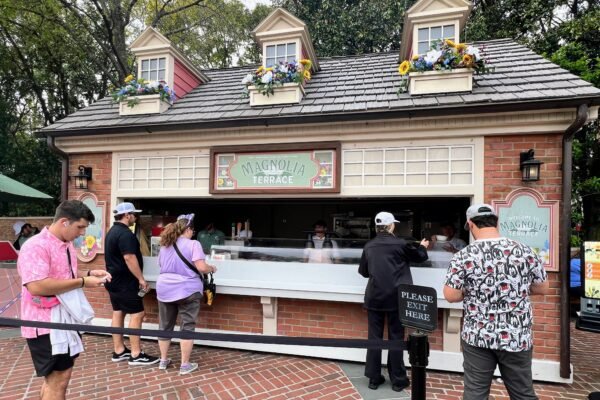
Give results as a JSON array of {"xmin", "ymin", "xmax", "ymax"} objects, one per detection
[{"xmin": 17, "ymin": 227, "xmax": 78, "ymax": 338}]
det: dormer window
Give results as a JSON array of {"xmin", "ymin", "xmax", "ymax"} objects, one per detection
[
  {"xmin": 417, "ymin": 24, "xmax": 456, "ymax": 54},
  {"xmin": 265, "ymin": 42, "xmax": 297, "ymax": 67},
  {"xmin": 140, "ymin": 57, "xmax": 167, "ymax": 81}
]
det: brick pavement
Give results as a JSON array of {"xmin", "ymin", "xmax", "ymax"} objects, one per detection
[{"xmin": 0, "ymin": 322, "xmax": 598, "ymax": 399}]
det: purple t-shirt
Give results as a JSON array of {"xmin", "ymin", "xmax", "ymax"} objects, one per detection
[{"xmin": 156, "ymin": 237, "xmax": 205, "ymax": 302}]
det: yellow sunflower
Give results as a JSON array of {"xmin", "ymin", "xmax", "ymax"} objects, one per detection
[
  {"xmin": 445, "ymin": 39, "xmax": 456, "ymax": 48},
  {"xmin": 85, "ymin": 235, "xmax": 96, "ymax": 249},
  {"xmin": 256, "ymin": 66, "xmax": 265, "ymax": 74},
  {"xmin": 300, "ymin": 59, "xmax": 312, "ymax": 70},
  {"xmin": 412, "ymin": 54, "xmax": 420, "ymax": 61},
  {"xmin": 303, "ymin": 70, "xmax": 312, "ymax": 80},
  {"xmin": 398, "ymin": 60, "xmax": 411, "ymax": 76},
  {"xmin": 124, "ymin": 74, "xmax": 134, "ymax": 83},
  {"xmin": 462, "ymin": 54, "xmax": 474, "ymax": 67},
  {"xmin": 456, "ymin": 43, "xmax": 467, "ymax": 51}
]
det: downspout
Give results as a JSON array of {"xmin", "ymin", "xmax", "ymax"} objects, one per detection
[
  {"xmin": 560, "ymin": 103, "xmax": 588, "ymax": 379},
  {"xmin": 46, "ymin": 135, "xmax": 68, "ymax": 202}
]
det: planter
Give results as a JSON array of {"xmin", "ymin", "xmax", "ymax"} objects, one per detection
[
  {"xmin": 119, "ymin": 94, "xmax": 171, "ymax": 116},
  {"xmin": 409, "ymin": 69, "xmax": 473, "ymax": 95},
  {"xmin": 248, "ymin": 83, "xmax": 305, "ymax": 106}
]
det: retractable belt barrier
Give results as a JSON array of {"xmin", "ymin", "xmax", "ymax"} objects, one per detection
[{"xmin": 0, "ymin": 317, "xmax": 407, "ymax": 350}]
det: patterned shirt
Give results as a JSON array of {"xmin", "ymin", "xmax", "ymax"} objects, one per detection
[
  {"xmin": 444, "ymin": 237, "xmax": 547, "ymax": 351},
  {"xmin": 17, "ymin": 227, "xmax": 78, "ymax": 338}
]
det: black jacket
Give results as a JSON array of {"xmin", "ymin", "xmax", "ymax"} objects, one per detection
[{"xmin": 358, "ymin": 232, "xmax": 428, "ymax": 311}]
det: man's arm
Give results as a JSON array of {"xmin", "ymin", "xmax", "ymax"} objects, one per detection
[
  {"xmin": 123, "ymin": 253, "xmax": 148, "ymax": 291},
  {"xmin": 443, "ymin": 285, "xmax": 464, "ymax": 303},
  {"xmin": 26, "ymin": 276, "xmax": 107, "ymax": 296},
  {"xmin": 530, "ymin": 280, "xmax": 550, "ymax": 295},
  {"xmin": 358, "ymin": 250, "xmax": 369, "ymax": 277}
]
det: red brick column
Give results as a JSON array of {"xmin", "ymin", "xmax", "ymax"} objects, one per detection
[
  {"xmin": 484, "ymin": 134, "xmax": 563, "ymax": 361},
  {"xmin": 68, "ymin": 153, "xmax": 113, "ymax": 318}
]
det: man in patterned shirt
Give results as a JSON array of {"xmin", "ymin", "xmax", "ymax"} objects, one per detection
[{"xmin": 443, "ymin": 203, "xmax": 549, "ymax": 400}]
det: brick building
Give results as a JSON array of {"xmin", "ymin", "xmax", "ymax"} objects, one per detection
[{"xmin": 40, "ymin": 0, "xmax": 600, "ymax": 383}]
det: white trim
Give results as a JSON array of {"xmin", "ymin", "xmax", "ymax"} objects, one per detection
[
  {"xmin": 413, "ymin": 20, "xmax": 459, "ymax": 55},
  {"xmin": 263, "ymin": 39, "xmax": 301, "ymax": 67}
]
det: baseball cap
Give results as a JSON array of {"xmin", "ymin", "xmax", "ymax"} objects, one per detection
[
  {"xmin": 113, "ymin": 202, "xmax": 142, "ymax": 215},
  {"xmin": 13, "ymin": 220, "xmax": 25, "ymax": 236},
  {"xmin": 464, "ymin": 203, "xmax": 497, "ymax": 230},
  {"xmin": 374, "ymin": 211, "xmax": 399, "ymax": 226}
]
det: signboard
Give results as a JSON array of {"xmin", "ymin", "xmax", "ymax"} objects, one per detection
[
  {"xmin": 493, "ymin": 188, "xmax": 559, "ymax": 271},
  {"xmin": 210, "ymin": 142, "xmax": 340, "ymax": 194},
  {"xmin": 73, "ymin": 192, "xmax": 106, "ymax": 262},
  {"xmin": 398, "ymin": 284, "xmax": 438, "ymax": 331},
  {"xmin": 584, "ymin": 241, "xmax": 600, "ymax": 299}
]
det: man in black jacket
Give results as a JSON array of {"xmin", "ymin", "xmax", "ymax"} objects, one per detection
[{"xmin": 359, "ymin": 211, "xmax": 429, "ymax": 392}]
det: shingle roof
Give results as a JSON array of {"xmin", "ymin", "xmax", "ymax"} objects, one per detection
[{"xmin": 42, "ymin": 38, "xmax": 600, "ymax": 135}]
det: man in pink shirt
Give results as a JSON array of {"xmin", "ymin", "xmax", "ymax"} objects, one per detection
[{"xmin": 17, "ymin": 200, "xmax": 111, "ymax": 400}]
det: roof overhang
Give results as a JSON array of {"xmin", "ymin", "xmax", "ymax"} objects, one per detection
[
  {"xmin": 399, "ymin": 0, "xmax": 473, "ymax": 61},
  {"xmin": 40, "ymin": 98, "xmax": 600, "ymax": 139}
]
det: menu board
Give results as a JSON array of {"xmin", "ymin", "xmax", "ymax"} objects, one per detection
[{"xmin": 584, "ymin": 241, "xmax": 600, "ymax": 299}]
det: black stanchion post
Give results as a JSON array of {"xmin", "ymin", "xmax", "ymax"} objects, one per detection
[{"xmin": 408, "ymin": 330, "xmax": 429, "ymax": 400}]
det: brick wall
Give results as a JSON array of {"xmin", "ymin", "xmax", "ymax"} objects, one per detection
[
  {"xmin": 0, "ymin": 217, "xmax": 53, "ymax": 241},
  {"xmin": 484, "ymin": 133, "xmax": 563, "ymax": 362},
  {"xmin": 68, "ymin": 153, "xmax": 114, "ymax": 312}
]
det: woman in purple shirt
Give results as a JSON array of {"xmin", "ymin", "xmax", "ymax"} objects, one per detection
[{"xmin": 156, "ymin": 213, "xmax": 216, "ymax": 375}]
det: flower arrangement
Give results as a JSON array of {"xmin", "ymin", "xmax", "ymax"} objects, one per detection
[
  {"xmin": 111, "ymin": 74, "xmax": 176, "ymax": 108},
  {"xmin": 242, "ymin": 59, "xmax": 312, "ymax": 97},
  {"xmin": 74, "ymin": 233, "xmax": 101, "ymax": 258},
  {"xmin": 397, "ymin": 40, "xmax": 490, "ymax": 92}
]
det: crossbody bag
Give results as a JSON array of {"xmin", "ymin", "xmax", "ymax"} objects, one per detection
[{"xmin": 173, "ymin": 243, "xmax": 215, "ymax": 305}]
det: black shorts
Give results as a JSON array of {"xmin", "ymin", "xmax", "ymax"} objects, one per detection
[
  {"xmin": 26, "ymin": 334, "xmax": 78, "ymax": 377},
  {"xmin": 108, "ymin": 290, "xmax": 144, "ymax": 314}
]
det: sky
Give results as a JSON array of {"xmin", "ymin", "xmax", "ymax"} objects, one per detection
[{"xmin": 240, "ymin": 0, "xmax": 272, "ymax": 9}]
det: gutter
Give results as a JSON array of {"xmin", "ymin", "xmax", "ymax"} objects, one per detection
[
  {"xmin": 46, "ymin": 135, "xmax": 68, "ymax": 202},
  {"xmin": 560, "ymin": 103, "xmax": 588, "ymax": 379}
]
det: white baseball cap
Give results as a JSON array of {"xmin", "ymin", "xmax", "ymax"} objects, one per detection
[
  {"xmin": 464, "ymin": 203, "xmax": 497, "ymax": 230},
  {"xmin": 113, "ymin": 202, "xmax": 142, "ymax": 215},
  {"xmin": 374, "ymin": 211, "xmax": 399, "ymax": 226},
  {"xmin": 13, "ymin": 220, "xmax": 25, "ymax": 236}
]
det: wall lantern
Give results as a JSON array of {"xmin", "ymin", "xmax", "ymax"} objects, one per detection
[
  {"xmin": 519, "ymin": 149, "xmax": 543, "ymax": 182},
  {"xmin": 72, "ymin": 165, "xmax": 92, "ymax": 189}
]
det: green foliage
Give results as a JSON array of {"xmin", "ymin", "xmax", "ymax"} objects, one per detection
[
  {"xmin": 142, "ymin": 0, "xmax": 272, "ymax": 68},
  {"xmin": 273, "ymin": 0, "xmax": 416, "ymax": 57}
]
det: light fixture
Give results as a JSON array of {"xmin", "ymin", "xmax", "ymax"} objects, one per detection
[
  {"xmin": 71, "ymin": 165, "xmax": 92, "ymax": 189},
  {"xmin": 519, "ymin": 149, "xmax": 543, "ymax": 182}
]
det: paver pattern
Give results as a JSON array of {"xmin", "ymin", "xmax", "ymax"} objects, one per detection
[{"xmin": 0, "ymin": 322, "xmax": 598, "ymax": 399}]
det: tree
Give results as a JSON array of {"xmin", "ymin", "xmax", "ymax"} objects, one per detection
[
  {"xmin": 272, "ymin": 0, "xmax": 417, "ymax": 57},
  {"xmin": 467, "ymin": 0, "xmax": 600, "ymax": 244}
]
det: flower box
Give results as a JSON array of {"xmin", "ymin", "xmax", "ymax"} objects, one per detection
[
  {"xmin": 248, "ymin": 83, "xmax": 305, "ymax": 106},
  {"xmin": 408, "ymin": 69, "xmax": 473, "ymax": 95},
  {"xmin": 119, "ymin": 94, "xmax": 171, "ymax": 116}
]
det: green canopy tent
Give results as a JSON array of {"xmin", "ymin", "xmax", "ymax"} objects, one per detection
[{"xmin": 0, "ymin": 173, "xmax": 53, "ymax": 203}]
